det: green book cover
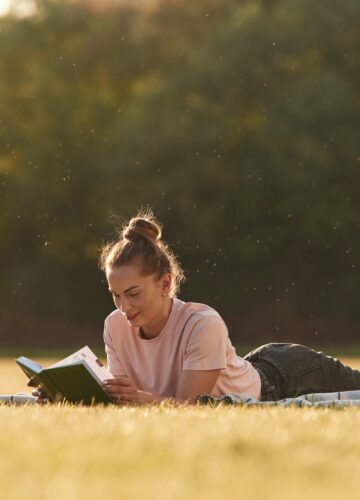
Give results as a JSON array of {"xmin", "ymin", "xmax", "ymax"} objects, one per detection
[{"xmin": 16, "ymin": 346, "xmax": 114, "ymax": 405}]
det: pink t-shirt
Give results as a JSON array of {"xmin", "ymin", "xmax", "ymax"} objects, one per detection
[{"xmin": 103, "ymin": 297, "xmax": 261, "ymax": 399}]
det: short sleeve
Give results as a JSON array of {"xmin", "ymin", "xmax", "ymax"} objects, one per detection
[
  {"xmin": 182, "ymin": 315, "xmax": 228, "ymax": 370},
  {"xmin": 103, "ymin": 319, "xmax": 127, "ymax": 377}
]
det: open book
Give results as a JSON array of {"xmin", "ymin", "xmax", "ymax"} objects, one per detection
[{"xmin": 16, "ymin": 346, "xmax": 114, "ymax": 405}]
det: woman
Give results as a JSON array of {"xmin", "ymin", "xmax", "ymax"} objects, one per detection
[{"xmin": 101, "ymin": 211, "xmax": 360, "ymax": 405}]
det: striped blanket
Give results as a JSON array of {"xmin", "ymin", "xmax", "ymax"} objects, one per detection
[
  {"xmin": 3, "ymin": 391, "xmax": 360, "ymax": 407},
  {"xmin": 196, "ymin": 390, "xmax": 360, "ymax": 408},
  {"xmin": 0, "ymin": 393, "xmax": 37, "ymax": 405}
]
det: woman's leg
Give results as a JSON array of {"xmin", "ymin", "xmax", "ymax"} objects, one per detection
[
  {"xmin": 245, "ymin": 343, "xmax": 360, "ymax": 400},
  {"xmin": 315, "ymin": 351, "xmax": 360, "ymax": 393}
]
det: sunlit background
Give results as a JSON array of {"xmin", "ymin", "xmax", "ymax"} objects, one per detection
[
  {"xmin": 0, "ymin": 0, "xmax": 10, "ymax": 15},
  {"xmin": 0, "ymin": 0, "xmax": 34, "ymax": 16},
  {"xmin": 0, "ymin": 0, "xmax": 359, "ymax": 351}
]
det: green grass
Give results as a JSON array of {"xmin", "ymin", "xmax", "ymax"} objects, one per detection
[
  {"xmin": 1, "ymin": 357, "xmax": 360, "ymax": 500},
  {"xmin": 2, "ymin": 404, "xmax": 360, "ymax": 500}
]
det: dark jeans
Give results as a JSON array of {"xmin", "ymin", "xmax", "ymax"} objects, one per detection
[{"xmin": 244, "ymin": 343, "xmax": 360, "ymax": 401}]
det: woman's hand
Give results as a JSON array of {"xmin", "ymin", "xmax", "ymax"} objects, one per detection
[
  {"xmin": 103, "ymin": 377, "xmax": 159, "ymax": 405},
  {"xmin": 27, "ymin": 378, "xmax": 49, "ymax": 405}
]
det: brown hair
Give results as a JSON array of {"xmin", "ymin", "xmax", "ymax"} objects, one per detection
[{"xmin": 99, "ymin": 210, "xmax": 185, "ymax": 297}]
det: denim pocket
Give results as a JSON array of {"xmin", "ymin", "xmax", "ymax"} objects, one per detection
[{"xmin": 257, "ymin": 343, "xmax": 323, "ymax": 383}]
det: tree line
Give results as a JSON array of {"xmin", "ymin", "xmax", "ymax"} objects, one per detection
[{"xmin": 1, "ymin": 0, "xmax": 359, "ymax": 347}]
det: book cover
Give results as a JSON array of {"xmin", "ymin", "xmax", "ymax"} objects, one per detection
[{"xmin": 16, "ymin": 346, "xmax": 114, "ymax": 405}]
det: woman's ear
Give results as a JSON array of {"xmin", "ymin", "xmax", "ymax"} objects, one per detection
[{"xmin": 161, "ymin": 273, "xmax": 172, "ymax": 296}]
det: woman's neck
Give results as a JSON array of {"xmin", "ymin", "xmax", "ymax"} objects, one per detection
[{"xmin": 140, "ymin": 298, "xmax": 173, "ymax": 340}]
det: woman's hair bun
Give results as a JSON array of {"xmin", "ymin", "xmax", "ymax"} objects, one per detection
[
  {"xmin": 100, "ymin": 208, "xmax": 185, "ymax": 296},
  {"xmin": 123, "ymin": 213, "xmax": 162, "ymax": 242}
]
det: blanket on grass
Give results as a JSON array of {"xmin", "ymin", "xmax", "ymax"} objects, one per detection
[
  {"xmin": 0, "ymin": 393, "xmax": 37, "ymax": 405},
  {"xmin": 3, "ymin": 391, "xmax": 360, "ymax": 407},
  {"xmin": 196, "ymin": 390, "xmax": 360, "ymax": 408}
]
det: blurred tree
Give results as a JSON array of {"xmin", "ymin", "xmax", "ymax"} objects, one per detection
[
  {"xmin": 113, "ymin": 0, "xmax": 360, "ymax": 340},
  {"xmin": 0, "ymin": 0, "xmax": 359, "ymax": 346}
]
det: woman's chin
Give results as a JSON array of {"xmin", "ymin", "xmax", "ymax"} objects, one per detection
[{"xmin": 127, "ymin": 315, "xmax": 141, "ymax": 326}]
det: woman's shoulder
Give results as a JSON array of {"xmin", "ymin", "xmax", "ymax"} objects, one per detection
[
  {"xmin": 174, "ymin": 297, "xmax": 224, "ymax": 322},
  {"xmin": 174, "ymin": 299, "xmax": 229, "ymax": 343},
  {"xmin": 103, "ymin": 309, "xmax": 134, "ymax": 345},
  {"xmin": 104, "ymin": 308, "xmax": 128, "ymax": 326}
]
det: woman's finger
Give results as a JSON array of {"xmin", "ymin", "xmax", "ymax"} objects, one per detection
[
  {"xmin": 27, "ymin": 377, "xmax": 37, "ymax": 388},
  {"xmin": 115, "ymin": 387, "xmax": 134, "ymax": 395},
  {"xmin": 104, "ymin": 385, "xmax": 135, "ymax": 396},
  {"xmin": 103, "ymin": 382, "xmax": 130, "ymax": 390},
  {"xmin": 119, "ymin": 394, "xmax": 136, "ymax": 403},
  {"xmin": 32, "ymin": 387, "xmax": 47, "ymax": 398},
  {"xmin": 104, "ymin": 378, "xmax": 132, "ymax": 386},
  {"xmin": 36, "ymin": 397, "xmax": 49, "ymax": 405},
  {"xmin": 103, "ymin": 386, "xmax": 121, "ymax": 394},
  {"xmin": 107, "ymin": 384, "xmax": 133, "ymax": 392}
]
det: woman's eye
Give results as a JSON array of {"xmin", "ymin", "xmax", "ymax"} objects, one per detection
[{"xmin": 111, "ymin": 292, "xmax": 139, "ymax": 298}]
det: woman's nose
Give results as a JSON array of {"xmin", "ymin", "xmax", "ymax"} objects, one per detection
[{"xmin": 120, "ymin": 298, "xmax": 131, "ymax": 313}]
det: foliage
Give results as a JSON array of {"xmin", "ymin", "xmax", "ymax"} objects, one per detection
[{"xmin": 0, "ymin": 0, "xmax": 359, "ymax": 345}]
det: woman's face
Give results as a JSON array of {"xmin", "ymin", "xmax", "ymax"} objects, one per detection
[{"xmin": 106, "ymin": 262, "xmax": 171, "ymax": 334}]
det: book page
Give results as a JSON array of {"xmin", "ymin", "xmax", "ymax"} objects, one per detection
[{"xmin": 50, "ymin": 346, "xmax": 113, "ymax": 383}]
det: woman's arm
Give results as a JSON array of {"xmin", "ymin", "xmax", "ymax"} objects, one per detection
[
  {"xmin": 103, "ymin": 368, "xmax": 221, "ymax": 405},
  {"xmin": 176, "ymin": 369, "xmax": 221, "ymax": 403}
]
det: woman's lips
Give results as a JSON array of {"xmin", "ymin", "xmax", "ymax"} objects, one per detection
[{"xmin": 126, "ymin": 312, "xmax": 139, "ymax": 321}]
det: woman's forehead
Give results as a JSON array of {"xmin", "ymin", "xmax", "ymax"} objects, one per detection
[{"xmin": 107, "ymin": 264, "xmax": 153, "ymax": 288}]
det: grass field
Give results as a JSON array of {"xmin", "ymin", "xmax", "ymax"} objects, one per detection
[{"xmin": 1, "ymin": 357, "xmax": 360, "ymax": 500}]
